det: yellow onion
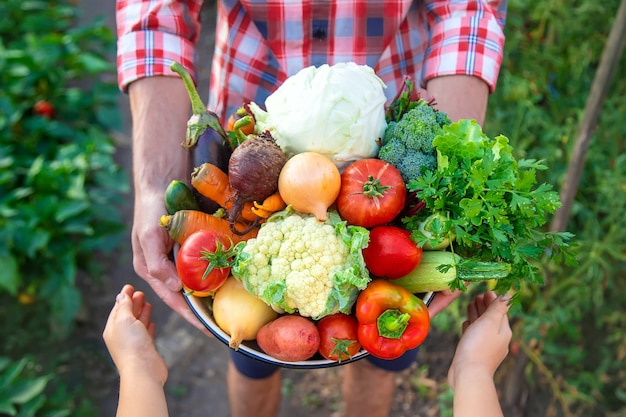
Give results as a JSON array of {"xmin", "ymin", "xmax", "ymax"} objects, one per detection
[
  {"xmin": 278, "ymin": 152, "xmax": 341, "ymax": 221},
  {"xmin": 212, "ymin": 276, "xmax": 278, "ymax": 350}
]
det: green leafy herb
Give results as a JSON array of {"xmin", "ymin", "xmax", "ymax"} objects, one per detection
[{"xmin": 403, "ymin": 119, "xmax": 578, "ymax": 295}]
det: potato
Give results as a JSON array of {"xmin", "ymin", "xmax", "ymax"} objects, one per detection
[{"xmin": 256, "ymin": 315, "xmax": 321, "ymax": 362}]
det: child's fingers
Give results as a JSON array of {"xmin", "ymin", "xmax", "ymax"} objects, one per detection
[
  {"xmin": 104, "ymin": 286, "xmax": 135, "ymax": 339},
  {"xmin": 461, "ymin": 319, "xmax": 470, "ymax": 334},
  {"xmin": 112, "ymin": 285, "xmax": 135, "ymax": 315},
  {"xmin": 475, "ymin": 291, "xmax": 497, "ymax": 317},
  {"xmin": 118, "ymin": 284, "xmax": 135, "ymax": 301},
  {"xmin": 481, "ymin": 291, "xmax": 498, "ymax": 310},
  {"xmin": 481, "ymin": 296, "xmax": 512, "ymax": 331},
  {"xmin": 131, "ymin": 291, "xmax": 145, "ymax": 319},
  {"xmin": 467, "ymin": 299, "xmax": 479, "ymax": 324},
  {"xmin": 138, "ymin": 301, "xmax": 153, "ymax": 329}
]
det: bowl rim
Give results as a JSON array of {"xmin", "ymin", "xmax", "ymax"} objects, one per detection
[{"xmin": 184, "ymin": 289, "xmax": 435, "ymax": 369}]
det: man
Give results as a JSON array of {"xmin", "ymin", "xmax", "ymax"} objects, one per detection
[{"xmin": 115, "ymin": 1, "xmax": 507, "ymax": 416}]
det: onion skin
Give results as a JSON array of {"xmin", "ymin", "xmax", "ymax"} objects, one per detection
[
  {"xmin": 278, "ymin": 152, "xmax": 341, "ymax": 221},
  {"xmin": 212, "ymin": 277, "xmax": 279, "ymax": 350}
]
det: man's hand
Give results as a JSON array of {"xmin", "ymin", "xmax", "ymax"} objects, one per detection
[
  {"xmin": 428, "ymin": 289, "xmax": 464, "ymax": 318},
  {"xmin": 128, "ymin": 76, "xmax": 210, "ymax": 334}
]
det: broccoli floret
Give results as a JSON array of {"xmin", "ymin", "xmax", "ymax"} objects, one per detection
[
  {"xmin": 435, "ymin": 110, "xmax": 451, "ymax": 127},
  {"xmin": 381, "ymin": 121, "xmax": 398, "ymax": 146},
  {"xmin": 395, "ymin": 151, "xmax": 437, "ymax": 183},
  {"xmin": 378, "ymin": 100, "xmax": 450, "ymax": 182},
  {"xmin": 377, "ymin": 137, "xmax": 406, "ymax": 167}
]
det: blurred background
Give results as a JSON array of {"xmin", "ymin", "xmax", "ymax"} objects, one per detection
[{"xmin": 0, "ymin": 1, "xmax": 625, "ymax": 416}]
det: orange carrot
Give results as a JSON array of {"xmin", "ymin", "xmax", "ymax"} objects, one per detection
[
  {"xmin": 191, "ymin": 163, "xmax": 258, "ymax": 222},
  {"xmin": 160, "ymin": 209, "xmax": 258, "ymax": 245},
  {"xmin": 251, "ymin": 192, "xmax": 287, "ymax": 218}
]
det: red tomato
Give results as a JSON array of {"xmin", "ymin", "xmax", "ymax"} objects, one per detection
[
  {"xmin": 34, "ymin": 100, "xmax": 55, "ymax": 118},
  {"xmin": 362, "ymin": 226, "xmax": 422, "ymax": 279},
  {"xmin": 176, "ymin": 230, "xmax": 234, "ymax": 292},
  {"xmin": 317, "ymin": 313, "xmax": 361, "ymax": 362},
  {"xmin": 336, "ymin": 159, "xmax": 406, "ymax": 228}
]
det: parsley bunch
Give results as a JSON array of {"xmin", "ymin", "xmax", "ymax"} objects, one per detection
[{"xmin": 403, "ymin": 119, "xmax": 578, "ymax": 294}]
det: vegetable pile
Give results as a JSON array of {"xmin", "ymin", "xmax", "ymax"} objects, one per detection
[{"xmin": 163, "ymin": 62, "xmax": 576, "ymax": 363}]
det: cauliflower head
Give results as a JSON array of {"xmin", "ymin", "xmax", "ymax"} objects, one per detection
[{"xmin": 232, "ymin": 208, "xmax": 370, "ymax": 319}]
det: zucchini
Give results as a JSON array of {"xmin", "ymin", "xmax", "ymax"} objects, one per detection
[
  {"xmin": 164, "ymin": 180, "xmax": 200, "ymax": 214},
  {"xmin": 392, "ymin": 251, "xmax": 511, "ymax": 293}
]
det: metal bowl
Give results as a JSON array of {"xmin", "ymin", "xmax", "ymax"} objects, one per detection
[{"xmin": 184, "ymin": 289, "xmax": 435, "ymax": 369}]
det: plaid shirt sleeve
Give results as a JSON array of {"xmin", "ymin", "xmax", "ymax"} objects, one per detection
[
  {"xmin": 421, "ymin": 0, "xmax": 507, "ymax": 92},
  {"xmin": 116, "ymin": 0, "xmax": 203, "ymax": 92}
]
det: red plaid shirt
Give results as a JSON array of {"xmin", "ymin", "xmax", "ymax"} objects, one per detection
[{"xmin": 117, "ymin": 0, "xmax": 507, "ymax": 123}]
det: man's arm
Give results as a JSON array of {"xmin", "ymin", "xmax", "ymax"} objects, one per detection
[
  {"xmin": 116, "ymin": 0, "xmax": 209, "ymax": 331},
  {"xmin": 426, "ymin": 74, "xmax": 490, "ymax": 125},
  {"xmin": 128, "ymin": 76, "xmax": 208, "ymax": 331}
]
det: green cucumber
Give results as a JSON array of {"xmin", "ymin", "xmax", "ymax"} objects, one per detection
[
  {"xmin": 164, "ymin": 180, "xmax": 200, "ymax": 214},
  {"xmin": 392, "ymin": 251, "xmax": 511, "ymax": 293}
]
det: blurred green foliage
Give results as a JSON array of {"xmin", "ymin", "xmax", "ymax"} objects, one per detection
[
  {"xmin": 0, "ymin": 1, "xmax": 127, "ymax": 414},
  {"xmin": 0, "ymin": 0, "xmax": 128, "ymax": 335},
  {"xmin": 479, "ymin": 0, "xmax": 625, "ymax": 414}
]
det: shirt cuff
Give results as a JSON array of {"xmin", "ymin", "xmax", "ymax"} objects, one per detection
[
  {"xmin": 117, "ymin": 30, "xmax": 197, "ymax": 93},
  {"xmin": 421, "ymin": 15, "xmax": 505, "ymax": 93}
]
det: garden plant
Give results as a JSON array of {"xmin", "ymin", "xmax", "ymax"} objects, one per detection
[{"xmin": 0, "ymin": 0, "xmax": 127, "ymax": 415}]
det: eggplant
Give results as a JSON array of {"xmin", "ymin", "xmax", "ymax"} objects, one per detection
[
  {"xmin": 192, "ymin": 128, "xmax": 232, "ymax": 213},
  {"xmin": 170, "ymin": 61, "xmax": 233, "ymax": 213}
]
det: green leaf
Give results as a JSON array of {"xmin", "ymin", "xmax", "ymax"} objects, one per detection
[
  {"xmin": 76, "ymin": 52, "xmax": 113, "ymax": 74},
  {"xmin": 0, "ymin": 253, "xmax": 19, "ymax": 295},
  {"xmin": 14, "ymin": 394, "xmax": 46, "ymax": 417},
  {"xmin": 510, "ymin": 192, "xmax": 532, "ymax": 214},
  {"xmin": 0, "ymin": 358, "xmax": 28, "ymax": 387},
  {"xmin": 50, "ymin": 285, "xmax": 81, "ymax": 335},
  {"xmin": 4, "ymin": 376, "xmax": 50, "ymax": 404},
  {"xmin": 54, "ymin": 200, "xmax": 89, "ymax": 223},
  {"xmin": 22, "ymin": 229, "xmax": 51, "ymax": 258},
  {"xmin": 459, "ymin": 198, "xmax": 482, "ymax": 220},
  {"xmin": 432, "ymin": 119, "xmax": 489, "ymax": 161},
  {"xmin": 0, "ymin": 358, "xmax": 11, "ymax": 372},
  {"xmin": 0, "ymin": 401, "xmax": 16, "ymax": 416}
]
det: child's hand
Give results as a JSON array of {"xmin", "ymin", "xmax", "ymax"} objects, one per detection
[
  {"xmin": 447, "ymin": 291, "xmax": 512, "ymax": 390},
  {"xmin": 103, "ymin": 284, "xmax": 168, "ymax": 385}
]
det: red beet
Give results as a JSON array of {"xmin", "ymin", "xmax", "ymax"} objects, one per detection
[{"xmin": 228, "ymin": 132, "xmax": 287, "ymax": 233}]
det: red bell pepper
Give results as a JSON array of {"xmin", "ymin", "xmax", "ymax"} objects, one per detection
[{"xmin": 355, "ymin": 279, "xmax": 430, "ymax": 359}]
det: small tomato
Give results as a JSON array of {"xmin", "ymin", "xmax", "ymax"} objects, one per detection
[
  {"xmin": 336, "ymin": 159, "xmax": 406, "ymax": 228},
  {"xmin": 317, "ymin": 314, "xmax": 361, "ymax": 362},
  {"xmin": 176, "ymin": 230, "xmax": 237, "ymax": 292},
  {"xmin": 362, "ymin": 226, "xmax": 422, "ymax": 279},
  {"xmin": 34, "ymin": 100, "xmax": 54, "ymax": 118}
]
